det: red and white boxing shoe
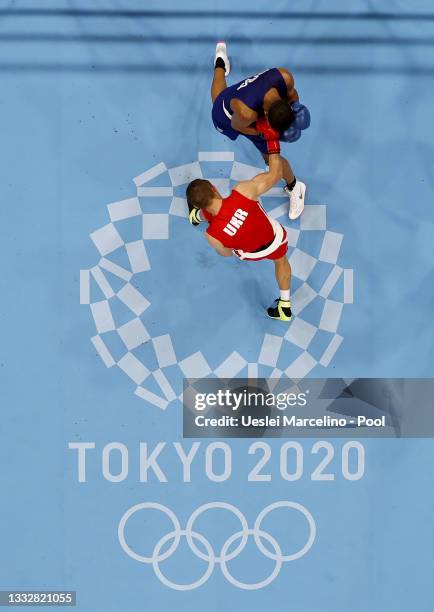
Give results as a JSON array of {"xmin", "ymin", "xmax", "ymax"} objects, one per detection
[{"xmin": 214, "ymin": 41, "xmax": 231, "ymax": 76}]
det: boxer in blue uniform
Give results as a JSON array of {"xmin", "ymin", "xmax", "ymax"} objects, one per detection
[{"xmin": 211, "ymin": 42, "xmax": 310, "ymax": 220}]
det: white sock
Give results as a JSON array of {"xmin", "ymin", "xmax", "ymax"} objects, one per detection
[{"xmin": 280, "ymin": 289, "xmax": 290, "ymax": 302}]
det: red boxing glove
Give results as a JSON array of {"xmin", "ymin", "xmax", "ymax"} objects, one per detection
[
  {"xmin": 265, "ymin": 138, "xmax": 280, "ymax": 155},
  {"xmin": 256, "ymin": 117, "xmax": 279, "ymax": 140},
  {"xmin": 256, "ymin": 117, "xmax": 280, "ymax": 155}
]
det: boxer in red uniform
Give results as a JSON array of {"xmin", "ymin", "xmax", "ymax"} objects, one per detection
[{"xmin": 186, "ymin": 122, "xmax": 292, "ymax": 321}]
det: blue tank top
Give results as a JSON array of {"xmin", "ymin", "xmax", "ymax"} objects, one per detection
[{"xmin": 223, "ymin": 68, "xmax": 287, "ymax": 115}]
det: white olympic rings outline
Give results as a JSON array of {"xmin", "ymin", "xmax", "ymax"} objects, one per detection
[{"xmin": 118, "ymin": 501, "xmax": 316, "ymax": 590}]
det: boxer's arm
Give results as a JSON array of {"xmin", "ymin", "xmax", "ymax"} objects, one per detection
[
  {"xmin": 205, "ymin": 232, "xmax": 233, "ymax": 257},
  {"xmin": 234, "ymin": 155, "xmax": 282, "ymax": 199},
  {"xmin": 230, "ymin": 99, "xmax": 258, "ymax": 135},
  {"xmin": 278, "ymin": 68, "xmax": 299, "ymax": 103}
]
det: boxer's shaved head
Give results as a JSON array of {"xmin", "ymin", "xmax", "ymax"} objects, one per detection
[
  {"xmin": 186, "ymin": 179, "xmax": 215, "ymax": 209},
  {"xmin": 268, "ymin": 100, "xmax": 294, "ymax": 133}
]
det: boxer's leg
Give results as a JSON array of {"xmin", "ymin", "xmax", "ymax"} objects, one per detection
[
  {"xmin": 267, "ymin": 255, "xmax": 292, "ymax": 321},
  {"xmin": 262, "ymin": 154, "xmax": 294, "ymax": 184},
  {"xmin": 281, "ymin": 157, "xmax": 295, "ymax": 185},
  {"xmin": 211, "ymin": 67, "xmax": 227, "ymax": 103},
  {"xmin": 274, "ymin": 255, "xmax": 291, "ymax": 294},
  {"xmin": 211, "ymin": 42, "xmax": 230, "ymax": 102},
  {"xmin": 263, "ymin": 153, "xmax": 305, "ymax": 221}
]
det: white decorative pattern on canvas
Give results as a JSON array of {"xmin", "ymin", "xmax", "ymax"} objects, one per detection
[{"xmin": 80, "ymin": 153, "xmax": 353, "ymax": 410}]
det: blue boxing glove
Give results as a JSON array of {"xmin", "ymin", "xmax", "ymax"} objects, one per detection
[
  {"xmin": 281, "ymin": 125, "xmax": 301, "ymax": 143},
  {"xmin": 281, "ymin": 102, "xmax": 310, "ymax": 142},
  {"xmin": 291, "ymin": 101, "xmax": 311, "ymax": 130}
]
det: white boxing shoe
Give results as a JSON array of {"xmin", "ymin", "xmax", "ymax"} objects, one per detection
[
  {"xmin": 214, "ymin": 41, "xmax": 231, "ymax": 76},
  {"xmin": 284, "ymin": 180, "xmax": 306, "ymax": 220}
]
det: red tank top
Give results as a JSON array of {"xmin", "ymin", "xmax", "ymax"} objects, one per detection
[{"xmin": 204, "ymin": 190, "xmax": 274, "ymax": 251}]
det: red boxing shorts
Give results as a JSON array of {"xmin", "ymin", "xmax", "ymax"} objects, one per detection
[{"xmin": 233, "ymin": 219, "xmax": 288, "ymax": 261}]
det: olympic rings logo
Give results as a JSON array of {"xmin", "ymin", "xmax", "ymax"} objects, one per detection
[{"xmin": 118, "ymin": 501, "xmax": 316, "ymax": 590}]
